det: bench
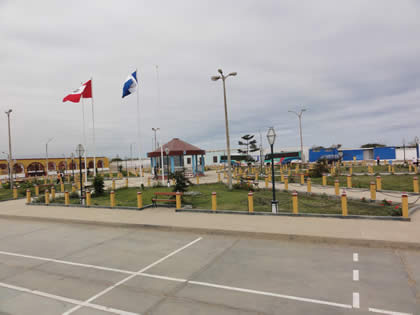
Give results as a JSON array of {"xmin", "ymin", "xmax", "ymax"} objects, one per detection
[{"xmin": 152, "ymin": 192, "xmax": 183, "ymax": 207}]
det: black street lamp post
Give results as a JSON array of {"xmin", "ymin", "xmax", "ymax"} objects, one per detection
[
  {"xmin": 76, "ymin": 144, "xmax": 85, "ymax": 205},
  {"xmin": 267, "ymin": 127, "xmax": 278, "ymax": 213}
]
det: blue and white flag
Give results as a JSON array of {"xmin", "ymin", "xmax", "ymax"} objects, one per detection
[{"xmin": 122, "ymin": 70, "xmax": 138, "ymax": 98}]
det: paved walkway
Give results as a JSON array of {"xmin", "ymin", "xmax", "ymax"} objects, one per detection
[{"xmin": 0, "ymin": 198, "xmax": 419, "ymax": 249}]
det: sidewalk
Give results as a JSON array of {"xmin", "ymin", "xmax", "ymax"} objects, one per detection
[{"xmin": 0, "ymin": 199, "xmax": 419, "ymax": 250}]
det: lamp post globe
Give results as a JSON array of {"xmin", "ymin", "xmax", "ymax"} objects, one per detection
[
  {"xmin": 76, "ymin": 144, "xmax": 85, "ymax": 157},
  {"xmin": 266, "ymin": 127, "xmax": 278, "ymax": 213}
]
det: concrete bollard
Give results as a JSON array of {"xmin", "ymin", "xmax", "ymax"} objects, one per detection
[
  {"xmin": 148, "ymin": 177, "xmax": 151, "ymax": 187},
  {"xmin": 72, "ymin": 184, "xmax": 76, "ymax": 193},
  {"xmin": 45, "ymin": 190, "xmax": 49, "ymax": 205},
  {"xmin": 341, "ymin": 191, "xmax": 348, "ymax": 216},
  {"xmin": 110, "ymin": 191, "xmax": 115, "ymax": 208},
  {"xmin": 125, "ymin": 178, "xmax": 129, "ymax": 188},
  {"xmin": 392, "ymin": 166, "xmax": 395, "ymax": 174},
  {"xmin": 61, "ymin": 182, "xmax": 65, "ymax": 193},
  {"xmin": 322, "ymin": 174, "xmax": 327, "ymax": 186},
  {"xmin": 409, "ymin": 164, "xmax": 412, "ymax": 173},
  {"xmin": 13, "ymin": 186, "xmax": 18, "ymax": 199},
  {"xmin": 248, "ymin": 192, "xmax": 254, "ymax": 213},
  {"xmin": 265, "ymin": 177, "xmax": 269, "ymax": 188},
  {"xmin": 112, "ymin": 179, "xmax": 116, "ymax": 191},
  {"xmin": 307, "ymin": 178, "xmax": 311, "ymax": 193},
  {"xmin": 388, "ymin": 165, "xmax": 391, "ymax": 173},
  {"xmin": 413, "ymin": 177, "xmax": 419, "ymax": 193},
  {"xmin": 176, "ymin": 191, "xmax": 181, "ymax": 209},
  {"xmin": 401, "ymin": 193, "xmax": 408, "ymax": 218},
  {"xmin": 415, "ymin": 166, "xmax": 418, "ymax": 174},
  {"xmin": 26, "ymin": 189, "xmax": 31, "ymax": 204},
  {"xmin": 334, "ymin": 180, "xmax": 340, "ymax": 196},
  {"xmin": 212, "ymin": 192, "xmax": 217, "ymax": 211},
  {"xmin": 65, "ymin": 191, "xmax": 69, "ymax": 205},
  {"xmin": 376, "ymin": 176, "xmax": 382, "ymax": 191},
  {"xmin": 196, "ymin": 176, "xmax": 200, "ymax": 185},
  {"xmin": 284, "ymin": 176, "xmax": 289, "ymax": 190},
  {"xmin": 347, "ymin": 175, "xmax": 352, "ymax": 188},
  {"xmin": 51, "ymin": 187, "xmax": 55, "ymax": 200},
  {"xmin": 255, "ymin": 173, "xmax": 259, "ymax": 181},
  {"xmin": 137, "ymin": 192, "xmax": 143, "ymax": 209},
  {"xmin": 370, "ymin": 181, "xmax": 376, "ymax": 201},
  {"xmin": 349, "ymin": 167, "xmax": 353, "ymax": 175},
  {"xmin": 218, "ymin": 172, "xmax": 221, "ymax": 182},
  {"xmin": 86, "ymin": 191, "xmax": 91, "ymax": 206},
  {"xmin": 292, "ymin": 191, "xmax": 298, "ymax": 214},
  {"xmin": 300, "ymin": 173, "xmax": 304, "ymax": 185}
]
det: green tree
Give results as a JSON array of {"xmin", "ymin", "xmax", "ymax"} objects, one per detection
[
  {"xmin": 171, "ymin": 170, "xmax": 191, "ymax": 193},
  {"xmin": 93, "ymin": 175, "xmax": 105, "ymax": 196}
]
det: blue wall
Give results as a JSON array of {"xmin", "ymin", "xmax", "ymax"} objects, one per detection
[
  {"xmin": 309, "ymin": 148, "xmax": 339, "ymax": 162},
  {"xmin": 373, "ymin": 147, "xmax": 396, "ymax": 160},
  {"xmin": 341, "ymin": 149, "xmax": 364, "ymax": 161}
]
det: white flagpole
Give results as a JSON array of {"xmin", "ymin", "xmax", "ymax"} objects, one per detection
[
  {"xmin": 90, "ymin": 78, "xmax": 97, "ymax": 177},
  {"xmin": 81, "ymin": 97, "xmax": 88, "ymax": 186},
  {"xmin": 156, "ymin": 65, "xmax": 164, "ymax": 183},
  {"xmin": 136, "ymin": 68, "xmax": 143, "ymax": 184}
]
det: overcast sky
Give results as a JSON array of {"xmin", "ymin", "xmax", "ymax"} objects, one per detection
[{"xmin": 1, "ymin": 0, "xmax": 420, "ymax": 159}]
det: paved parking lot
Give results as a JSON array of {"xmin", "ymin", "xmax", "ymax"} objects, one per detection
[{"xmin": 0, "ymin": 218, "xmax": 418, "ymax": 315}]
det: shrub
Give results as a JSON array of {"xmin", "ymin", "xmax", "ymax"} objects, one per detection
[
  {"xmin": 171, "ymin": 170, "xmax": 191, "ymax": 193},
  {"xmin": 309, "ymin": 159, "xmax": 330, "ymax": 178},
  {"xmin": 93, "ymin": 175, "xmax": 105, "ymax": 196}
]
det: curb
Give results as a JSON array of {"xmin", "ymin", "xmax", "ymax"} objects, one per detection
[
  {"xmin": 0, "ymin": 213, "xmax": 418, "ymax": 250},
  {"xmin": 175, "ymin": 208, "xmax": 410, "ymax": 221}
]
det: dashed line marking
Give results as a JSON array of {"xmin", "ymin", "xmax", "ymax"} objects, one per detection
[
  {"xmin": 353, "ymin": 270, "xmax": 359, "ymax": 281},
  {"xmin": 368, "ymin": 307, "xmax": 413, "ymax": 315},
  {"xmin": 353, "ymin": 292, "xmax": 360, "ymax": 308},
  {"xmin": 353, "ymin": 253, "xmax": 359, "ymax": 262}
]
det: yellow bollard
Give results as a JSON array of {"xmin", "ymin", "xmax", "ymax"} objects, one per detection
[
  {"xmin": 341, "ymin": 191, "xmax": 348, "ymax": 216},
  {"xmin": 72, "ymin": 184, "xmax": 76, "ymax": 193},
  {"xmin": 347, "ymin": 175, "xmax": 352, "ymax": 188},
  {"xmin": 300, "ymin": 173, "xmax": 304, "ymax": 185},
  {"xmin": 280, "ymin": 172, "xmax": 284, "ymax": 183},
  {"xmin": 65, "ymin": 191, "xmax": 69, "ymax": 205},
  {"xmin": 415, "ymin": 166, "xmax": 418, "ymax": 174},
  {"xmin": 409, "ymin": 164, "xmax": 412, "ymax": 173},
  {"xmin": 49, "ymin": 176, "xmax": 53, "ymax": 184},
  {"xmin": 86, "ymin": 191, "xmax": 91, "ymax": 206},
  {"xmin": 110, "ymin": 191, "xmax": 115, "ymax": 208},
  {"xmin": 292, "ymin": 191, "xmax": 298, "ymax": 214},
  {"xmin": 211, "ymin": 192, "xmax": 217, "ymax": 211},
  {"xmin": 392, "ymin": 166, "xmax": 395, "ymax": 174},
  {"xmin": 268, "ymin": 173, "xmax": 272, "ymax": 183},
  {"xmin": 349, "ymin": 167, "xmax": 353, "ymax": 176},
  {"xmin": 137, "ymin": 192, "xmax": 143, "ymax": 208},
  {"xmin": 77, "ymin": 181, "xmax": 81, "ymax": 190},
  {"xmin": 265, "ymin": 177, "xmax": 268, "ymax": 188},
  {"xmin": 13, "ymin": 186, "xmax": 18, "ymax": 199},
  {"xmin": 67, "ymin": 174, "xmax": 71, "ymax": 183},
  {"xmin": 125, "ymin": 177, "xmax": 129, "ymax": 188},
  {"xmin": 112, "ymin": 179, "xmax": 116, "ymax": 190},
  {"xmin": 284, "ymin": 176, "xmax": 289, "ymax": 190},
  {"xmin": 401, "ymin": 193, "xmax": 408, "ymax": 218},
  {"xmin": 109, "ymin": 172, "xmax": 113, "ymax": 179},
  {"xmin": 26, "ymin": 189, "xmax": 31, "ymax": 203},
  {"xmin": 370, "ymin": 181, "xmax": 376, "ymax": 201},
  {"xmin": 388, "ymin": 165, "xmax": 391, "ymax": 173},
  {"xmin": 35, "ymin": 184, "xmax": 39, "ymax": 196},
  {"xmin": 255, "ymin": 173, "xmax": 259, "ymax": 182},
  {"xmin": 217, "ymin": 172, "xmax": 221, "ymax": 182},
  {"xmin": 51, "ymin": 187, "xmax": 55, "ymax": 200},
  {"xmin": 376, "ymin": 176, "xmax": 382, "ymax": 191},
  {"xmin": 248, "ymin": 192, "xmax": 254, "ymax": 213},
  {"xmin": 334, "ymin": 180, "xmax": 340, "ymax": 196},
  {"xmin": 147, "ymin": 177, "xmax": 151, "ymax": 187},
  {"xmin": 176, "ymin": 191, "xmax": 181, "ymax": 209},
  {"xmin": 288, "ymin": 169, "xmax": 291, "ymax": 177},
  {"xmin": 61, "ymin": 182, "xmax": 65, "ymax": 193},
  {"xmin": 413, "ymin": 176, "xmax": 419, "ymax": 193},
  {"xmin": 307, "ymin": 177, "xmax": 312, "ymax": 193},
  {"xmin": 45, "ymin": 190, "xmax": 49, "ymax": 205},
  {"xmin": 322, "ymin": 174, "xmax": 327, "ymax": 186},
  {"xmin": 172, "ymin": 178, "xmax": 176, "ymax": 185},
  {"xmin": 196, "ymin": 176, "xmax": 200, "ymax": 185}
]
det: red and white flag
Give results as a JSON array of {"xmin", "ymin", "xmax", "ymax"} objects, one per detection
[{"xmin": 62, "ymin": 80, "xmax": 92, "ymax": 103}]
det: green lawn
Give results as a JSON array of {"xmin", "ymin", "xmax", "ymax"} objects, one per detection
[
  {"xmin": 0, "ymin": 188, "xmax": 13, "ymax": 201},
  {"xmin": 348, "ymin": 165, "xmax": 410, "ymax": 174},
  {"xmin": 46, "ymin": 183, "xmax": 399, "ymax": 216},
  {"xmin": 310, "ymin": 175, "xmax": 415, "ymax": 192}
]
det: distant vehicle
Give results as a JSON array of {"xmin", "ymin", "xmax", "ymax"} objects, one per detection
[
  {"xmin": 264, "ymin": 151, "xmax": 301, "ymax": 165},
  {"xmin": 220, "ymin": 155, "xmax": 252, "ymax": 166}
]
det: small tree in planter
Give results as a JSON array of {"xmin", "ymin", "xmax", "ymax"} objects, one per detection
[
  {"xmin": 93, "ymin": 175, "xmax": 105, "ymax": 196},
  {"xmin": 171, "ymin": 170, "xmax": 191, "ymax": 193}
]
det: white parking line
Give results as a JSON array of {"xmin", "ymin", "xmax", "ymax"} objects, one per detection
[
  {"xmin": 353, "ymin": 270, "xmax": 359, "ymax": 281},
  {"xmin": 62, "ymin": 237, "xmax": 203, "ymax": 315},
  {"xmin": 189, "ymin": 281, "xmax": 353, "ymax": 309},
  {"xmin": 353, "ymin": 253, "xmax": 359, "ymax": 262},
  {"xmin": 368, "ymin": 307, "xmax": 413, "ymax": 315},
  {"xmin": 0, "ymin": 281, "xmax": 139, "ymax": 315},
  {"xmin": 353, "ymin": 292, "xmax": 360, "ymax": 308}
]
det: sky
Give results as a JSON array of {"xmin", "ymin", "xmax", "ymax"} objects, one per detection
[{"xmin": 1, "ymin": 0, "xmax": 420, "ymax": 159}]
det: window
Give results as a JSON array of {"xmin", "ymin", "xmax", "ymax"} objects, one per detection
[
  {"xmin": 187, "ymin": 157, "xmax": 191, "ymax": 164},
  {"xmin": 213, "ymin": 156, "xmax": 218, "ymax": 163}
]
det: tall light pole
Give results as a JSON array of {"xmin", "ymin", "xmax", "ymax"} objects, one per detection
[
  {"xmin": 152, "ymin": 128, "xmax": 159, "ymax": 151},
  {"xmin": 5, "ymin": 109, "xmax": 13, "ymax": 189},
  {"xmin": 76, "ymin": 144, "xmax": 85, "ymax": 205},
  {"xmin": 267, "ymin": 127, "xmax": 278, "ymax": 213},
  {"xmin": 165, "ymin": 147, "xmax": 170, "ymax": 187},
  {"xmin": 288, "ymin": 109, "xmax": 306, "ymax": 163},
  {"xmin": 45, "ymin": 138, "xmax": 54, "ymax": 176},
  {"xmin": 211, "ymin": 69, "xmax": 237, "ymax": 189}
]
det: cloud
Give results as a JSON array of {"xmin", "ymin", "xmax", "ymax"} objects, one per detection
[{"xmin": 1, "ymin": 0, "xmax": 420, "ymax": 159}]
